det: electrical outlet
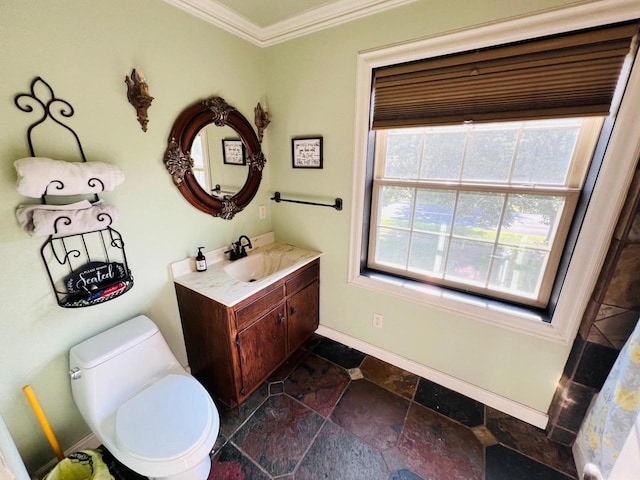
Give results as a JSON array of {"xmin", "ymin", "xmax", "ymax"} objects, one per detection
[
  {"xmin": 258, "ymin": 205, "xmax": 266, "ymax": 219},
  {"xmin": 373, "ymin": 313, "xmax": 383, "ymax": 329}
]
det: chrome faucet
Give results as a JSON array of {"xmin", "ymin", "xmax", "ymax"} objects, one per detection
[{"xmin": 226, "ymin": 235, "xmax": 253, "ymax": 261}]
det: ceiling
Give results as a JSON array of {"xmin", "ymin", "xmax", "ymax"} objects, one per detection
[
  {"xmin": 163, "ymin": 0, "xmax": 418, "ymax": 47},
  {"xmin": 214, "ymin": 0, "xmax": 337, "ymax": 27}
]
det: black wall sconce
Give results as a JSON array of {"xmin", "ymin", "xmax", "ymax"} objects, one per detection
[{"xmin": 125, "ymin": 68, "xmax": 153, "ymax": 132}]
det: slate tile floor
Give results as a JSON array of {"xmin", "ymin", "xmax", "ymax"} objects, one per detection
[{"xmin": 207, "ymin": 336, "xmax": 579, "ymax": 480}]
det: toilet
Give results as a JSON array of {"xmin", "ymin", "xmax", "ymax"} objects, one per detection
[{"xmin": 69, "ymin": 315, "xmax": 219, "ymax": 480}]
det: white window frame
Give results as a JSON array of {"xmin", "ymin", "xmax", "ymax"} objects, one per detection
[
  {"xmin": 348, "ymin": 0, "xmax": 640, "ymax": 344},
  {"xmin": 368, "ymin": 119, "xmax": 602, "ymax": 308},
  {"xmin": 191, "ymin": 131, "xmax": 212, "ymax": 193}
]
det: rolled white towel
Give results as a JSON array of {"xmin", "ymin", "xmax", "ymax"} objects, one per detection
[
  {"xmin": 15, "ymin": 200, "xmax": 119, "ymax": 236},
  {"xmin": 14, "ymin": 157, "xmax": 125, "ymax": 197}
]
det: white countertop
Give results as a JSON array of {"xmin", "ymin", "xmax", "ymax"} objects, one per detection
[{"xmin": 171, "ymin": 234, "xmax": 322, "ymax": 307}]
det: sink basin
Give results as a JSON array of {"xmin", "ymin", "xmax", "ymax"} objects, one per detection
[{"xmin": 224, "ymin": 253, "xmax": 297, "ymax": 283}]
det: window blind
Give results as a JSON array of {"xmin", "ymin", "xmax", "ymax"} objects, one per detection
[{"xmin": 371, "ymin": 22, "xmax": 638, "ymax": 129}]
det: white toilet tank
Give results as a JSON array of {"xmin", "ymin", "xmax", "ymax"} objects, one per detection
[{"xmin": 69, "ymin": 315, "xmax": 186, "ymax": 427}]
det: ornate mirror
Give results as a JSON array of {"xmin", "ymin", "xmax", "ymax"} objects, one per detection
[{"xmin": 164, "ymin": 97, "xmax": 266, "ymax": 219}]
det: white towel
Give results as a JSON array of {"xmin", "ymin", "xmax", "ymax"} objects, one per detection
[
  {"xmin": 15, "ymin": 200, "xmax": 119, "ymax": 236},
  {"xmin": 15, "ymin": 157, "xmax": 125, "ymax": 197}
]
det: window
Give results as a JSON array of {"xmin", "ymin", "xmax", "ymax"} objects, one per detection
[
  {"xmin": 369, "ymin": 117, "xmax": 602, "ymax": 307},
  {"xmin": 349, "ymin": 10, "xmax": 640, "ymax": 338},
  {"xmin": 190, "ymin": 132, "xmax": 211, "ymax": 192}
]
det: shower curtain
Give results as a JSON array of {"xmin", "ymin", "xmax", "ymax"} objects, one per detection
[{"xmin": 575, "ymin": 317, "xmax": 640, "ymax": 478}]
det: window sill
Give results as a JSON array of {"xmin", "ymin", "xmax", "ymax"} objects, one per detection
[{"xmin": 348, "ymin": 268, "xmax": 566, "ymax": 343}]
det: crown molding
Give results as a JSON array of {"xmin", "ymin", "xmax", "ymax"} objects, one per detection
[
  {"xmin": 162, "ymin": 0, "xmax": 419, "ymax": 47},
  {"xmin": 162, "ymin": 0, "xmax": 262, "ymax": 44}
]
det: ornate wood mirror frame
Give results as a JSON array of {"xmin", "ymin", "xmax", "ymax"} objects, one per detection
[{"xmin": 163, "ymin": 97, "xmax": 266, "ymax": 219}]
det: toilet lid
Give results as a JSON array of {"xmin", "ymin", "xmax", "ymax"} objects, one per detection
[{"xmin": 115, "ymin": 374, "xmax": 213, "ymax": 460}]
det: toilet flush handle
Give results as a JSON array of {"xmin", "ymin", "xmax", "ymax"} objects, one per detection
[{"xmin": 68, "ymin": 367, "xmax": 82, "ymax": 380}]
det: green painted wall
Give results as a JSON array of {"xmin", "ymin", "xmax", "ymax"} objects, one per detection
[
  {"xmin": 0, "ymin": 0, "xmax": 588, "ymax": 474},
  {"xmin": 0, "ymin": 0, "xmax": 270, "ymax": 471},
  {"xmin": 263, "ymin": 0, "xmax": 584, "ymax": 415}
]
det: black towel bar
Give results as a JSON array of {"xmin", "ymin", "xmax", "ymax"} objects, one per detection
[{"xmin": 271, "ymin": 192, "xmax": 342, "ymax": 211}]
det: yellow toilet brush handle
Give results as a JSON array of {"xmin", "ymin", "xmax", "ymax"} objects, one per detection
[{"xmin": 22, "ymin": 385, "xmax": 65, "ymax": 460}]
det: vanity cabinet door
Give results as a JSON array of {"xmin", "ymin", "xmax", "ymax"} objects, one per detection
[
  {"xmin": 287, "ymin": 280, "xmax": 319, "ymax": 352},
  {"xmin": 176, "ymin": 258, "xmax": 320, "ymax": 407},
  {"xmin": 236, "ymin": 305, "xmax": 287, "ymax": 395}
]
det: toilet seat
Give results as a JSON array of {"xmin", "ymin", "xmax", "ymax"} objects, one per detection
[{"xmin": 115, "ymin": 374, "xmax": 214, "ymax": 461}]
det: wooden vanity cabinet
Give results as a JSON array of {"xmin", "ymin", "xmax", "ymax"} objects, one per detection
[{"xmin": 175, "ymin": 259, "xmax": 319, "ymax": 407}]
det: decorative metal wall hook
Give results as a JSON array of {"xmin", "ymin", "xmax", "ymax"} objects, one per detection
[
  {"xmin": 125, "ymin": 68, "xmax": 153, "ymax": 132},
  {"xmin": 14, "ymin": 77, "xmax": 87, "ymax": 162},
  {"xmin": 254, "ymin": 102, "xmax": 270, "ymax": 143},
  {"xmin": 15, "ymin": 76, "xmax": 96, "ymax": 203}
]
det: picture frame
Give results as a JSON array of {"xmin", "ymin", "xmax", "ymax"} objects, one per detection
[
  {"xmin": 221, "ymin": 138, "xmax": 246, "ymax": 165},
  {"xmin": 292, "ymin": 137, "xmax": 323, "ymax": 169}
]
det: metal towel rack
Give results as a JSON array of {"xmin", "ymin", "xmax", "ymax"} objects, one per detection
[
  {"xmin": 271, "ymin": 191, "xmax": 343, "ymax": 211},
  {"xmin": 15, "ymin": 77, "xmax": 134, "ymax": 308}
]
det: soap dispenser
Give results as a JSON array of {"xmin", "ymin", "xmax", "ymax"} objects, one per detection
[{"xmin": 195, "ymin": 247, "xmax": 207, "ymax": 272}]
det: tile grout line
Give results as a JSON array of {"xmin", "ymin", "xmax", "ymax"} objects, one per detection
[
  {"xmin": 227, "ymin": 438, "xmax": 276, "ymax": 479},
  {"xmin": 223, "ymin": 343, "xmax": 356, "ymax": 479},
  {"xmin": 288, "ymin": 410, "xmax": 329, "ymax": 477},
  {"xmin": 263, "ymin": 385, "xmax": 351, "ymax": 477},
  {"xmin": 313, "ymin": 349, "xmax": 420, "ymax": 477},
  {"xmin": 483, "ymin": 404, "xmax": 488, "ymax": 480},
  {"xmin": 213, "ymin": 386, "xmax": 272, "ymax": 456},
  {"xmin": 279, "ymin": 345, "xmax": 359, "ymax": 478}
]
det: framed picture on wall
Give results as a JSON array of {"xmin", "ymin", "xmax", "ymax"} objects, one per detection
[
  {"xmin": 222, "ymin": 138, "xmax": 246, "ymax": 165},
  {"xmin": 292, "ymin": 137, "xmax": 323, "ymax": 169}
]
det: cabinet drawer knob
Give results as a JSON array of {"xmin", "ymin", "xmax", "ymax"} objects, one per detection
[
  {"xmin": 290, "ymin": 306, "xmax": 297, "ymax": 315},
  {"xmin": 278, "ymin": 313, "xmax": 285, "ymax": 324}
]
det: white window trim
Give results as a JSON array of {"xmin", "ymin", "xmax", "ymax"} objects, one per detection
[
  {"xmin": 348, "ymin": 0, "xmax": 640, "ymax": 345},
  {"xmin": 368, "ymin": 120, "xmax": 600, "ymax": 308},
  {"xmin": 195, "ymin": 131, "xmax": 212, "ymax": 193}
]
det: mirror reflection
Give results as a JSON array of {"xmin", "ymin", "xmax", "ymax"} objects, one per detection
[{"xmin": 191, "ymin": 125, "xmax": 248, "ymax": 198}]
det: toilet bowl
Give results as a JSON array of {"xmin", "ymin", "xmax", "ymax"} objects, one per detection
[{"xmin": 69, "ymin": 315, "xmax": 219, "ymax": 480}]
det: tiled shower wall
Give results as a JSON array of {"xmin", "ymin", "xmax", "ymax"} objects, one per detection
[{"xmin": 546, "ymin": 160, "xmax": 640, "ymax": 446}]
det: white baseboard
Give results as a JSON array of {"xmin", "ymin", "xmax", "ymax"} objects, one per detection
[
  {"xmin": 34, "ymin": 433, "xmax": 99, "ymax": 479},
  {"xmin": 316, "ymin": 324, "xmax": 549, "ymax": 429}
]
